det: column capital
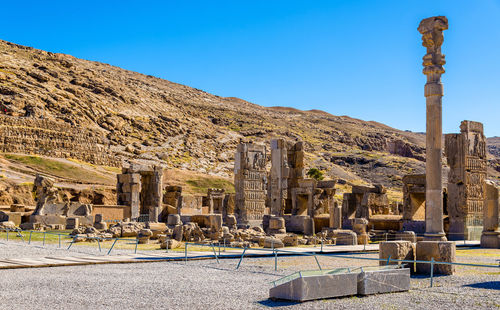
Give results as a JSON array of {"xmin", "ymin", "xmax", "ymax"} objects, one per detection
[{"xmin": 418, "ymin": 16, "xmax": 448, "ymax": 77}]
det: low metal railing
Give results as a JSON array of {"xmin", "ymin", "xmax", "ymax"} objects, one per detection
[
  {"xmin": 0, "ymin": 228, "xmax": 140, "ymax": 255},
  {"xmin": 183, "ymin": 242, "xmax": 500, "ymax": 288}
]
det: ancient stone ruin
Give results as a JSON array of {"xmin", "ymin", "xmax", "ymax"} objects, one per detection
[
  {"xmin": 234, "ymin": 142, "xmax": 267, "ymax": 227},
  {"xmin": 445, "ymin": 120, "xmax": 487, "ymax": 240},
  {"xmin": 419, "ymin": 15, "xmax": 448, "ymax": 241},
  {"xmin": 481, "ymin": 181, "xmax": 500, "ymax": 248},
  {"xmin": 117, "ymin": 163, "xmax": 163, "ymax": 222}
]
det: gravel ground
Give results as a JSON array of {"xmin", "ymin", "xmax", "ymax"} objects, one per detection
[{"xmin": 0, "ymin": 241, "xmax": 499, "ymax": 310}]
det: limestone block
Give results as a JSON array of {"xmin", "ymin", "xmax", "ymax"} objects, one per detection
[
  {"xmin": 263, "ymin": 237, "xmax": 284, "ymax": 248},
  {"xmin": 66, "ymin": 217, "xmax": 79, "ymax": 230},
  {"xmin": 117, "ymin": 174, "xmax": 131, "ymax": 183},
  {"xmin": 10, "ymin": 204, "xmax": 26, "ymax": 212},
  {"xmin": 269, "ymin": 272, "xmax": 358, "ymax": 301},
  {"xmin": 282, "ymin": 234, "xmax": 299, "ymax": 247},
  {"xmin": 147, "ymin": 222, "xmax": 167, "ymax": 238},
  {"xmin": 357, "ymin": 233, "xmax": 370, "ymax": 245},
  {"xmin": 208, "ymin": 214, "xmax": 223, "ymax": 231},
  {"xmin": 325, "ymin": 229, "xmax": 357, "ymax": 245},
  {"xmin": 173, "ymin": 225, "xmax": 184, "ymax": 242},
  {"xmin": 20, "ymin": 222, "xmax": 42, "ymax": 230},
  {"xmin": 167, "ymin": 214, "xmax": 182, "ymax": 226},
  {"xmin": 480, "ymin": 233, "xmax": 500, "ymax": 249},
  {"xmin": 357, "ymin": 268, "xmax": 410, "ymax": 295},
  {"xmin": 0, "ymin": 221, "xmax": 16, "ymax": 230},
  {"xmin": 416, "ymin": 241, "xmax": 456, "ymax": 275},
  {"xmin": 269, "ymin": 217, "xmax": 285, "ymax": 230},
  {"xmin": 0, "ymin": 212, "xmax": 22, "ymax": 226},
  {"xmin": 379, "ymin": 241, "xmax": 415, "ymax": 266},
  {"xmin": 329, "ymin": 203, "xmax": 342, "ymax": 229},
  {"xmin": 225, "ymin": 215, "xmax": 237, "ymax": 229},
  {"xmin": 94, "ymin": 222, "xmax": 108, "ymax": 230},
  {"xmin": 95, "ymin": 214, "xmax": 104, "ymax": 223},
  {"xmin": 393, "ymin": 231, "xmax": 417, "ymax": 242},
  {"xmin": 352, "ymin": 218, "xmax": 368, "ymax": 234},
  {"xmin": 160, "ymin": 239, "xmax": 181, "ymax": 249}
]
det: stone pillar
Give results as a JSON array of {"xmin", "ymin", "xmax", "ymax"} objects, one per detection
[
  {"xmin": 149, "ymin": 166, "xmax": 163, "ymax": 223},
  {"xmin": 418, "ymin": 16, "xmax": 448, "ymax": 241},
  {"xmin": 481, "ymin": 181, "xmax": 500, "ymax": 248},
  {"xmin": 445, "ymin": 121, "xmax": 487, "ymax": 240},
  {"xmin": 270, "ymin": 139, "xmax": 289, "ymax": 216},
  {"xmin": 329, "ymin": 201, "xmax": 342, "ymax": 229}
]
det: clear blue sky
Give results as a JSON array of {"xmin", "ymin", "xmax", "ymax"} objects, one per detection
[{"xmin": 1, "ymin": 1, "xmax": 499, "ymax": 136}]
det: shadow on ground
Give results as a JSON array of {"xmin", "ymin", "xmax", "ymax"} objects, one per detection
[
  {"xmin": 257, "ymin": 299, "xmax": 301, "ymax": 308},
  {"xmin": 464, "ymin": 281, "xmax": 500, "ymax": 290}
]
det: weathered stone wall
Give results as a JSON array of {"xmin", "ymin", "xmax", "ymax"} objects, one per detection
[
  {"xmin": 0, "ymin": 115, "xmax": 120, "ymax": 166},
  {"xmin": 92, "ymin": 205, "xmax": 131, "ymax": 222},
  {"xmin": 234, "ymin": 143, "xmax": 267, "ymax": 226},
  {"xmin": 445, "ymin": 120, "xmax": 487, "ymax": 240}
]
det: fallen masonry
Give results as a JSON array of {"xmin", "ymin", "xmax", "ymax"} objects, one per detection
[{"xmin": 269, "ymin": 266, "xmax": 410, "ymax": 302}]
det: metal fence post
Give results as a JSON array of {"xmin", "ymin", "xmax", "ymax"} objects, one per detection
[
  {"xmin": 236, "ymin": 247, "xmax": 248, "ymax": 270},
  {"xmin": 98, "ymin": 238, "xmax": 102, "ymax": 252},
  {"xmin": 223, "ymin": 239, "xmax": 226, "ymax": 252},
  {"xmin": 58, "ymin": 234, "xmax": 61, "ymax": 248},
  {"xmin": 274, "ymin": 249, "xmax": 278, "ymax": 271},
  {"xmin": 430, "ymin": 258, "xmax": 435, "ymax": 287},
  {"xmin": 43, "ymin": 232, "xmax": 46, "ymax": 246},
  {"xmin": 387, "ymin": 255, "xmax": 391, "ymax": 266},
  {"xmin": 185, "ymin": 243, "xmax": 188, "ymax": 264},
  {"xmin": 134, "ymin": 239, "xmax": 138, "ymax": 254},
  {"xmin": 314, "ymin": 253, "xmax": 322, "ymax": 270},
  {"xmin": 211, "ymin": 243, "xmax": 220, "ymax": 264},
  {"xmin": 29, "ymin": 231, "xmax": 32, "ymax": 245},
  {"xmin": 321, "ymin": 240, "xmax": 323, "ymax": 252},
  {"xmin": 107, "ymin": 238, "xmax": 118, "ymax": 255},
  {"xmin": 67, "ymin": 236, "xmax": 76, "ymax": 250},
  {"xmin": 6, "ymin": 229, "xmax": 9, "ymax": 241}
]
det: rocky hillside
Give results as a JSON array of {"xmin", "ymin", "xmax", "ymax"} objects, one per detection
[{"xmin": 0, "ymin": 39, "xmax": 498, "ymax": 192}]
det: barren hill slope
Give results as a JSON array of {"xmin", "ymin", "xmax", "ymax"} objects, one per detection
[{"xmin": 0, "ymin": 39, "xmax": 498, "ymax": 191}]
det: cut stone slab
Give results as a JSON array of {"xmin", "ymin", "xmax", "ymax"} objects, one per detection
[
  {"xmin": 379, "ymin": 241, "xmax": 415, "ymax": 267},
  {"xmin": 416, "ymin": 241, "xmax": 456, "ymax": 275},
  {"xmin": 269, "ymin": 271, "xmax": 358, "ymax": 301},
  {"xmin": 357, "ymin": 267, "xmax": 410, "ymax": 295}
]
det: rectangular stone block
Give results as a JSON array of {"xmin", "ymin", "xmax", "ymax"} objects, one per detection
[
  {"xmin": 379, "ymin": 241, "xmax": 415, "ymax": 267},
  {"xmin": 95, "ymin": 214, "xmax": 104, "ymax": 223},
  {"xmin": 416, "ymin": 241, "xmax": 456, "ymax": 275},
  {"xmin": 117, "ymin": 174, "xmax": 130, "ymax": 183},
  {"xmin": 357, "ymin": 268, "xmax": 410, "ymax": 295},
  {"xmin": 66, "ymin": 217, "xmax": 79, "ymax": 229},
  {"xmin": 269, "ymin": 272, "xmax": 358, "ymax": 301},
  {"xmin": 269, "ymin": 217, "xmax": 285, "ymax": 230}
]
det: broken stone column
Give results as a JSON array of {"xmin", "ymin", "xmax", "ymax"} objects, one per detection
[
  {"xmin": 352, "ymin": 218, "xmax": 370, "ymax": 245},
  {"xmin": 329, "ymin": 201, "xmax": 342, "ymax": 229},
  {"xmin": 418, "ymin": 16, "xmax": 448, "ymax": 241},
  {"xmin": 445, "ymin": 121, "xmax": 487, "ymax": 240},
  {"xmin": 269, "ymin": 139, "xmax": 289, "ymax": 216},
  {"xmin": 149, "ymin": 165, "xmax": 164, "ymax": 222},
  {"xmin": 481, "ymin": 181, "xmax": 500, "ymax": 248}
]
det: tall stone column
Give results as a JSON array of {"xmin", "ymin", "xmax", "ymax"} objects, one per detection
[{"xmin": 418, "ymin": 16, "xmax": 448, "ymax": 241}]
